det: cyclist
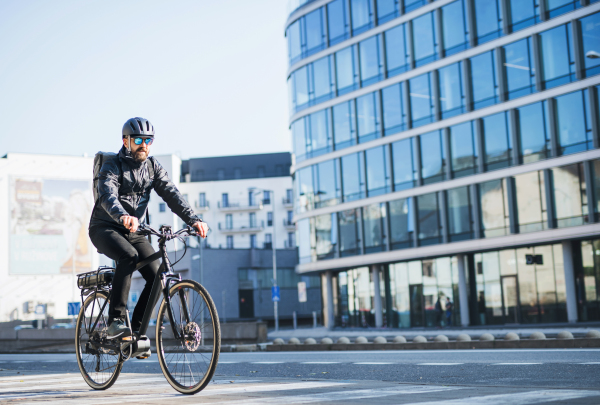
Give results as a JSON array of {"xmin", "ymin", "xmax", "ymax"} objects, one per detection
[{"xmin": 88, "ymin": 117, "xmax": 208, "ymax": 340}]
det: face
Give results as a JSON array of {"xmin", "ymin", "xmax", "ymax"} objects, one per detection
[{"xmin": 123, "ymin": 137, "xmax": 152, "ymax": 163}]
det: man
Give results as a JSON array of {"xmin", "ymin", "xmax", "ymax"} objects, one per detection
[{"xmin": 88, "ymin": 117, "xmax": 208, "ymax": 339}]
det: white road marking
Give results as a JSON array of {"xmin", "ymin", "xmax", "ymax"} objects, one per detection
[
  {"xmin": 353, "ymin": 362, "xmax": 394, "ymax": 365},
  {"xmin": 301, "ymin": 362, "xmax": 340, "ymax": 364},
  {"xmin": 401, "ymin": 389, "xmax": 600, "ymax": 405},
  {"xmin": 580, "ymin": 362, "xmax": 600, "ymax": 365},
  {"xmin": 493, "ymin": 363, "xmax": 542, "ymax": 365},
  {"xmin": 251, "ymin": 361, "xmax": 285, "ymax": 364},
  {"xmin": 418, "ymin": 363, "xmax": 464, "ymax": 366},
  {"xmin": 206, "ymin": 384, "xmax": 464, "ymax": 404},
  {"xmin": 0, "ymin": 376, "xmax": 166, "ymax": 394}
]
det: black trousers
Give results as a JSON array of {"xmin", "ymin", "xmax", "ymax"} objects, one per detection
[{"xmin": 89, "ymin": 226, "xmax": 160, "ymax": 331}]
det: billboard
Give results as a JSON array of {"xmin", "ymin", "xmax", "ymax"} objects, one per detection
[{"xmin": 9, "ymin": 177, "xmax": 93, "ymax": 275}]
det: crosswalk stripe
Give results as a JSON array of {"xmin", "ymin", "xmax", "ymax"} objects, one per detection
[
  {"xmin": 353, "ymin": 362, "xmax": 394, "ymax": 365},
  {"xmin": 400, "ymin": 389, "xmax": 600, "ymax": 405},
  {"xmin": 0, "ymin": 376, "xmax": 166, "ymax": 394},
  {"xmin": 493, "ymin": 363, "xmax": 542, "ymax": 365},
  {"xmin": 418, "ymin": 363, "xmax": 464, "ymax": 366},
  {"xmin": 204, "ymin": 384, "xmax": 464, "ymax": 404},
  {"xmin": 301, "ymin": 362, "xmax": 340, "ymax": 364}
]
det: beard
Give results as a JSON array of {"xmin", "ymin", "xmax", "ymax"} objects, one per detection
[{"xmin": 132, "ymin": 149, "xmax": 148, "ymax": 163}]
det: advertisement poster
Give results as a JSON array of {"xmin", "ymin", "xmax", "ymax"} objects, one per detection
[{"xmin": 9, "ymin": 177, "xmax": 92, "ymax": 275}]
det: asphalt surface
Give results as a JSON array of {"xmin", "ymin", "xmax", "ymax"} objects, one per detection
[{"xmin": 1, "ymin": 350, "xmax": 600, "ymax": 404}]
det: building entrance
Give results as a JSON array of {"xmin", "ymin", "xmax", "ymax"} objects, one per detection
[
  {"xmin": 501, "ymin": 275, "xmax": 520, "ymax": 324},
  {"xmin": 409, "ymin": 284, "xmax": 424, "ymax": 327},
  {"xmin": 238, "ymin": 290, "xmax": 254, "ymax": 318}
]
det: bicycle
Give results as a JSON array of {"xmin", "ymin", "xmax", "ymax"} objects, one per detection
[{"xmin": 74, "ymin": 224, "xmax": 220, "ymax": 394}]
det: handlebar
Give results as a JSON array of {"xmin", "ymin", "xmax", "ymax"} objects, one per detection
[{"xmin": 137, "ymin": 223, "xmax": 207, "ymax": 240}]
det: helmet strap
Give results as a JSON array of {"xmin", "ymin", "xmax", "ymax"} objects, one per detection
[{"xmin": 127, "ymin": 135, "xmax": 131, "ymax": 154}]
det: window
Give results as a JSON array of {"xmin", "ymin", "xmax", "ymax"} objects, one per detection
[
  {"xmin": 267, "ymin": 212, "xmax": 273, "ymax": 227},
  {"xmin": 315, "ymin": 213, "xmax": 337, "ymax": 259},
  {"xmin": 377, "ymin": 0, "xmax": 400, "ymax": 24},
  {"xmin": 288, "ymin": 20, "xmax": 302, "ymax": 65},
  {"xmin": 538, "ymin": 23, "xmax": 576, "ymax": 89},
  {"xmin": 311, "ymin": 56, "xmax": 335, "ymax": 104},
  {"xmin": 332, "ymin": 100, "xmax": 357, "ymax": 150},
  {"xmin": 257, "ymin": 166, "xmax": 265, "ymax": 178},
  {"xmin": 514, "ymin": 171, "xmax": 548, "ymax": 233},
  {"xmin": 304, "ymin": 8, "xmax": 326, "ymax": 56},
  {"xmin": 479, "ymin": 179, "xmax": 510, "ymax": 237},
  {"xmin": 546, "ymin": 0, "xmax": 581, "ymax": 19},
  {"xmin": 363, "ymin": 203, "xmax": 386, "ymax": 253},
  {"xmin": 351, "ymin": 0, "xmax": 374, "ymax": 36},
  {"xmin": 338, "ymin": 209, "xmax": 360, "ymax": 257},
  {"xmin": 470, "ymin": 51, "xmax": 499, "ymax": 110},
  {"xmin": 438, "ymin": 62, "xmax": 466, "ymax": 119},
  {"xmin": 297, "ymin": 166, "xmax": 314, "ymax": 212},
  {"xmin": 449, "ymin": 121, "xmax": 477, "ymax": 178},
  {"xmin": 233, "ymin": 168, "xmax": 242, "ymax": 179},
  {"xmin": 250, "ymin": 234, "xmax": 257, "ymax": 249},
  {"xmin": 391, "ymin": 137, "xmax": 417, "ymax": 191},
  {"xmin": 417, "ymin": 192, "xmax": 441, "ymax": 246},
  {"xmin": 581, "ymin": 12, "xmax": 600, "ymax": 77},
  {"xmin": 159, "ymin": 203, "xmax": 166, "ymax": 212},
  {"xmin": 388, "ymin": 197, "xmax": 414, "ymax": 249},
  {"xmin": 221, "ymin": 193, "xmax": 229, "ymax": 208},
  {"xmin": 287, "ymin": 232, "xmax": 295, "ymax": 248},
  {"xmin": 420, "ymin": 130, "xmax": 446, "ymax": 185},
  {"xmin": 552, "ymin": 164, "xmax": 587, "ymax": 228},
  {"xmin": 335, "ymin": 46, "xmax": 359, "ymax": 96},
  {"xmin": 409, "ymin": 72, "xmax": 435, "ymax": 127},
  {"xmin": 482, "ymin": 111, "xmax": 512, "ymax": 170},
  {"xmin": 384, "ymin": 24, "xmax": 410, "ymax": 77},
  {"xmin": 359, "ymin": 35, "xmax": 384, "ymax": 87},
  {"xmin": 293, "ymin": 66, "xmax": 309, "ymax": 111},
  {"xmin": 226, "ymin": 214, "xmax": 233, "ymax": 230},
  {"xmin": 473, "ymin": 0, "xmax": 503, "ymax": 44},
  {"xmin": 447, "ymin": 186, "xmax": 473, "ymax": 241},
  {"xmin": 308, "ymin": 110, "xmax": 332, "ymax": 157},
  {"xmin": 412, "ymin": 12, "xmax": 438, "ymax": 67},
  {"xmin": 594, "ymin": 160, "xmax": 600, "ymax": 221},
  {"xmin": 328, "ymin": 0, "xmax": 350, "ymax": 46},
  {"xmin": 263, "ymin": 190, "xmax": 271, "ymax": 205},
  {"xmin": 298, "ymin": 219, "xmax": 314, "ymax": 263},
  {"xmin": 517, "ymin": 101, "xmax": 551, "ymax": 163},
  {"xmin": 265, "ymin": 233, "xmax": 272, "ymax": 249},
  {"xmin": 249, "ymin": 212, "xmax": 257, "ymax": 228},
  {"xmin": 356, "ymin": 92, "xmax": 381, "ymax": 143},
  {"xmin": 198, "ymin": 193, "xmax": 206, "ymax": 208},
  {"xmin": 249, "ymin": 191, "xmax": 255, "ymax": 206},
  {"xmin": 509, "ymin": 0, "xmax": 540, "ymax": 32},
  {"xmin": 287, "ymin": 210, "xmax": 294, "ymax": 223},
  {"xmin": 503, "ymin": 38, "xmax": 536, "ymax": 100},
  {"xmin": 555, "ymin": 90, "xmax": 593, "ymax": 155},
  {"xmin": 286, "ymin": 189, "xmax": 293, "ymax": 203},
  {"xmin": 292, "ymin": 118, "xmax": 307, "ymax": 162},
  {"xmin": 365, "ymin": 145, "xmax": 391, "ymax": 197},
  {"xmin": 404, "ymin": 0, "xmax": 427, "ymax": 13},
  {"xmin": 341, "ymin": 153, "xmax": 366, "ymax": 201},
  {"xmin": 226, "ymin": 235, "xmax": 234, "ymax": 249},
  {"xmin": 382, "ymin": 82, "xmax": 407, "ymax": 136},
  {"xmin": 315, "ymin": 159, "xmax": 340, "ymax": 208},
  {"xmin": 217, "ymin": 169, "xmax": 225, "ymax": 180},
  {"xmin": 441, "ymin": 0, "xmax": 469, "ymax": 56}
]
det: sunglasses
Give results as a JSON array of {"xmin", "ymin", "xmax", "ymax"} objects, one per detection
[{"xmin": 133, "ymin": 137, "xmax": 154, "ymax": 145}]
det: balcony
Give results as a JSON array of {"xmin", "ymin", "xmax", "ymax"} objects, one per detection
[
  {"xmin": 218, "ymin": 220, "xmax": 265, "ymax": 234},
  {"xmin": 283, "ymin": 219, "xmax": 295, "ymax": 230},
  {"xmin": 194, "ymin": 201, "xmax": 210, "ymax": 213},
  {"xmin": 282, "ymin": 196, "xmax": 293, "ymax": 208},
  {"xmin": 217, "ymin": 200, "xmax": 263, "ymax": 212}
]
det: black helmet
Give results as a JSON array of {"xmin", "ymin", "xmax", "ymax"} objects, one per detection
[{"xmin": 122, "ymin": 117, "xmax": 155, "ymax": 138}]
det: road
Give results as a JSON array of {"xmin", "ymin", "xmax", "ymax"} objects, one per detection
[{"xmin": 1, "ymin": 349, "xmax": 599, "ymax": 404}]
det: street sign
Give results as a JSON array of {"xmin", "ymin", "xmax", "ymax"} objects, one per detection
[
  {"xmin": 271, "ymin": 286, "xmax": 280, "ymax": 302},
  {"xmin": 35, "ymin": 304, "xmax": 45, "ymax": 315},
  {"xmin": 297, "ymin": 281, "xmax": 307, "ymax": 303},
  {"xmin": 68, "ymin": 302, "xmax": 81, "ymax": 316}
]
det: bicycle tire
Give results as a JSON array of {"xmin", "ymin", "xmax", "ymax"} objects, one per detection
[
  {"xmin": 156, "ymin": 280, "xmax": 221, "ymax": 394},
  {"xmin": 75, "ymin": 291, "xmax": 123, "ymax": 390}
]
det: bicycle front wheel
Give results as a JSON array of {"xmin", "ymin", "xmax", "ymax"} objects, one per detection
[
  {"xmin": 75, "ymin": 291, "xmax": 123, "ymax": 390},
  {"xmin": 156, "ymin": 280, "xmax": 220, "ymax": 394}
]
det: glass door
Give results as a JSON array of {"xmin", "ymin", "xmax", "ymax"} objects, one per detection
[
  {"xmin": 409, "ymin": 284, "xmax": 424, "ymax": 327},
  {"xmin": 501, "ymin": 275, "xmax": 520, "ymax": 324}
]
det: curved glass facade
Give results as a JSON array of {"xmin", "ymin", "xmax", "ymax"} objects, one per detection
[{"xmin": 287, "ymin": 0, "xmax": 600, "ymax": 329}]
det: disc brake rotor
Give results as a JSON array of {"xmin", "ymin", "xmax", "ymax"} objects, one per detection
[{"xmin": 183, "ymin": 322, "xmax": 201, "ymax": 351}]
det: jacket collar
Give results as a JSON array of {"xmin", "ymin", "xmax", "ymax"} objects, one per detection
[{"xmin": 119, "ymin": 146, "xmax": 143, "ymax": 169}]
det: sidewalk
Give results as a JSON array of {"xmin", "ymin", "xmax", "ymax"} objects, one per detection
[{"xmin": 268, "ymin": 323, "xmax": 600, "ymax": 341}]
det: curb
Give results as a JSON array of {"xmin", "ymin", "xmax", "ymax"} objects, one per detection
[{"xmin": 267, "ymin": 338, "xmax": 600, "ymax": 351}]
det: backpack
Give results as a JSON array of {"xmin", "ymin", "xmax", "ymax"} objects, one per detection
[{"xmin": 92, "ymin": 151, "xmax": 155, "ymax": 214}]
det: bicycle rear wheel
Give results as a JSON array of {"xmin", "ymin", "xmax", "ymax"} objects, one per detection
[
  {"xmin": 156, "ymin": 280, "xmax": 220, "ymax": 394},
  {"xmin": 75, "ymin": 291, "xmax": 123, "ymax": 390}
]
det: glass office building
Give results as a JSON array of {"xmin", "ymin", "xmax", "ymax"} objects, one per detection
[{"xmin": 286, "ymin": 0, "xmax": 600, "ymax": 328}]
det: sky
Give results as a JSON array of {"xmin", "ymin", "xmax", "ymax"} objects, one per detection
[{"xmin": 0, "ymin": 0, "xmax": 291, "ymax": 160}]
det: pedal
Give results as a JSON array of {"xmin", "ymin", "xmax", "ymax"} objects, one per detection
[
  {"xmin": 136, "ymin": 352, "xmax": 151, "ymax": 360},
  {"xmin": 121, "ymin": 336, "xmax": 133, "ymax": 341}
]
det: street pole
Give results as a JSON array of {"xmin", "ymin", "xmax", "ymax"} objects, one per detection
[{"xmin": 272, "ymin": 190, "xmax": 278, "ymax": 332}]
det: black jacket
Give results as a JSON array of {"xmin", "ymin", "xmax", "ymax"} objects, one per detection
[{"xmin": 89, "ymin": 146, "xmax": 201, "ymax": 231}]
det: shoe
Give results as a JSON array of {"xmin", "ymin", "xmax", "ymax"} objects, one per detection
[
  {"xmin": 106, "ymin": 318, "xmax": 131, "ymax": 339},
  {"xmin": 136, "ymin": 349, "xmax": 151, "ymax": 360}
]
